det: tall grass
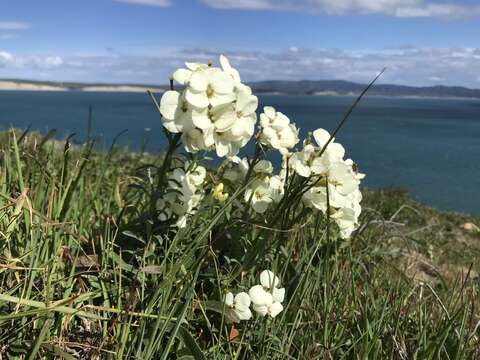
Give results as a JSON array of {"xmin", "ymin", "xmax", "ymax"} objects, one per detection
[{"xmin": 0, "ymin": 124, "xmax": 479, "ymax": 359}]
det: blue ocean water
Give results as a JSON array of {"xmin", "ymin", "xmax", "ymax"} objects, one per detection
[{"xmin": 0, "ymin": 90, "xmax": 479, "ymax": 215}]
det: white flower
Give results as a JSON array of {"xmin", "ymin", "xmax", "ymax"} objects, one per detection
[
  {"xmin": 290, "ymin": 128, "xmax": 348, "ymax": 179},
  {"xmin": 181, "ymin": 128, "xmax": 208, "ymax": 153},
  {"xmin": 253, "ymin": 301, "xmax": 284, "ymax": 318},
  {"xmin": 245, "ymin": 178, "xmax": 272, "ymax": 214},
  {"xmin": 345, "ymin": 159, "xmax": 366, "ymax": 180},
  {"xmin": 249, "ymin": 270, "xmax": 285, "ymax": 318},
  {"xmin": 159, "ymin": 90, "xmax": 193, "ymax": 133},
  {"xmin": 328, "ymin": 162, "xmax": 359, "ymax": 195},
  {"xmin": 224, "ymin": 292, "xmax": 252, "ymax": 323},
  {"xmin": 220, "ymin": 54, "xmax": 241, "ymax": 84},
  {"xmin": 290, "ymin": 144, "xmax": 317, "ymax": 178},
  {"xmin": 259, "ymin": 106, "xmax": 299, "ymax": 155},
  {"xmin": 192, "ymin": 104, "xmax": 235, "ymax": 135},
  {"xmin": 223, "ymin": 156, "xmax": 249, "ymax": 182},
  {"xmin": 223, "ymin": 90, "xmax": 258, "ymax": 140},
  {"xmin": 254, "ymin": 160, "xmax": 274, "ymax": 174},
  {"xmin": 260, "ymin": 270, "xmax": 280, "ymax": 289},
  {"xmin": 210, "ymin": 130, "xmax": 243, "ymax": 158},
  {"xmin": 244, "ymin": 172, "xmax": 284, "ymax": 214},
  {"xmin": 186, "ymin": 165, "xmax": 207, "ymax": 191},
  {"xmin": 223, "ymin": 157, "xmax": 272, "ymax": 183},
  {"xmin": 172, "ymin": 61, "xmax": 209, "ymax": 85},
  {"xmin": 312, "ymin": 128, "xmax": 345, "ymax": 162},
  {"xmin": 331, "ymin": 207, "xmax": 357, "ymax": 239},
  {"xmin": 248, "ymin": 285, "xmax": 272, "ymax": 305},
  {"xmin": 303, "ymin": 183, "xmax": 345, "ymax": 212},
  {"xmin": 159, "ymin": 164, "xmax": 207, "ymax": 228},
  {"xmin": 299, "ymin": 157, "xmax": 362, "ymax": 238},
  {"xmin": 185, "ymin": 67, "xmax": 236, "ymax": 108},
  {"xmin": 268, "ymin": 176, "xmax": 285, "ymax": 203},
  {"xmin": 260, "ymin": 270, "xmax": 285, "ymax": 303},
  {"xmin": 192, "ymin": 89, "xmax": 258, "ymax": 157}
]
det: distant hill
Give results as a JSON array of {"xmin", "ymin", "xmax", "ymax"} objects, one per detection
[
  {"xmin": 249, "ymin": 80, "xmax": 480, "ymax": 99},
  {"xmin": 1, "ymin": 78, "xmax": 480, "ymax": 99}
]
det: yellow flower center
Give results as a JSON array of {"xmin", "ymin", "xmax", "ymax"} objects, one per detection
[{"xmin": 206, "ymin": 84, "xmax": 214, "ymax": 98}]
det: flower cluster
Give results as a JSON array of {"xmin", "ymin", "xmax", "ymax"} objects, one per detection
[
  {"xmin": 160, "ymin": 55, "xmax": 258, "ymax": 157},
  {"xmin": 245, "ymin": 176, "xmax": 284, "ymax": 214},
  {"xmin": 157, "ymin": 163, "xmax": 207, "ymax": 228},
  {"xmin": 291, "ymin": 129, "xmax": 365, "ymax": 238},
  {"xmin": 159, "ymin": 55, "xmax": 365, "ymax": 239},
  {"xmin": 259, "ymin": 106, "xmax": 299, "ymax": 155},
  {"xmin": 221, "ymin": 157, "xmax": 284, "ymax": 214},
  {"xmin": 224, "ymin": 270, "xmax": 285, "ymax": 323}
]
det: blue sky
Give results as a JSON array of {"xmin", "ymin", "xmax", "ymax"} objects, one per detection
[{"xmin": 1, "ymin": 0, "xmax": 479, "ymax": 87}]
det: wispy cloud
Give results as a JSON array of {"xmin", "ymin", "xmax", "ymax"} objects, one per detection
[
  {"xmin": 199, "ymin": 0, "xmax": 480, "ymax": 19},
  {"xmin": 0, "ymin": 34, "xmax": 18, "ymax": 40},
  {"xmin": 0, "ymin": 21, "xmax": 30, "ymax": 31},
  {"xmin": 0, "ymin": 52, "xmax": 64, "ymax": 70},
  {"xmin": 0, "ymin": 51, "xmax": 14, "ymax": 66},
  {"xmin": 2, "ymin": 47, "xmax": 480, "ymax": 88},
  {"xmin": 112, "ymin": 0, "xmax": 171, "ymax": 7}
]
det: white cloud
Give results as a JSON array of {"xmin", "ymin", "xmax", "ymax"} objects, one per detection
[
  {"xmin": 2, "ymin": 47, "xmax": 480, "ymax": 88},
  {"xmin": 44, "ymin": 56, "xmax": 64, "ymax": 66},
  {"xmin": 0, "ymin": 51, "xmax": 14, "ymax": 65},
  {"xmin": 200, "ymin": 0, "xmax": 480, "ymax": 18},
  {"xmin": 0, "ymin": 21, "xmax": 30, "ymax": 30},
  {"xmin": 112, "ymin": 0, "xmax": 171, "ymax": 7},
  {"xmin": 0, "ymin": 52, "xmax": 65, "ymax": 69}
]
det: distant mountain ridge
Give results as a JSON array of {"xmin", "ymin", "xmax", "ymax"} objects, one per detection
[
  {"xmin": 249, "ymin": 80, "xmax": 480, "ymax": 99},
  {"xmin": 1, "ymin": 78, "xmax": 480, "ymax": 98}
]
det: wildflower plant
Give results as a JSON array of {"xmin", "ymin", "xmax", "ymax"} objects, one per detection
[
  {"xmin": 157, "ymin": 54, "xmax": 364, "ymax": 238},
  {"xmin": 153, "ymin": 54, "xmax": 365, "ymax": 337}
]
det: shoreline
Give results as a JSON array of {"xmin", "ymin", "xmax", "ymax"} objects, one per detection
[
  {"xmin": 0, "ymin": 81, "xmax": 166, "ymax": 93},
  {"xmin": 1, "ymin": 80, "xmax": 480, "ymax": 100}
]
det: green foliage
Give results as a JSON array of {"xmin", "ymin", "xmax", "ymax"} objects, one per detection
[{"xmin": 0, "ymin": 129, "xmax": 479, "ymax": 359}]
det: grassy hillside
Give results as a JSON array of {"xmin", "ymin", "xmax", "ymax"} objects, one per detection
[{"xmin": 0, "ymin": 130, "xmax": 479, "ymax": 359}]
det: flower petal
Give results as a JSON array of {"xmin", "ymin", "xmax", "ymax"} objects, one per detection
[
  {"xmin": 236, "ymin": 91, "xmax": 258, "ymax": 115},
  {"xmin": 189, "ymin": 70, "xmax": 209, "ymax": 92},
  {"xmin": 172, "ymin": 69, "xmax": 192, "ymax": 85},
  {"xmin": 186, "ymin": 88, "xmax": 209, "ymax": 108},
  {"xmin": 215, "ymin": 138, "xmax": 230, "ymax": 158},
  {"xmin": 252, "ymin": 304, "xmax": 269, "ymax": 317},
  {"xmin": 269, "ymin": 301, "xmax": 284, "ymax": 318},
  {"xmin": 192, "ymin": 108, "xmax": 212, "ymax": 130},
  {"xmin": 260, "ymin": 270, "xmax": 280, "ymax": 289},
  {"xmin": 219, "ymin": 54, "xmax": 232, "ymax": 72},
  {"xmin": 224, "ymin": 292, "xmax": 234, "ymax": 307},
  {"xmin": 159, "ymin": 90, "xmax": 180, "ymax": 120},
  {"xmin": 264, "ymin": 106, "xmax": 276, "ymax": 119},
  {"xmin": 234, "ymin": 292, "xmax": 251, "ymax": 308},
  {"xmin": 273, "ymin": 287, "xmax": 285, "ymax": 303},
  {"xmin": 210, "ymin": 93, "xmax": 236, "ymax": 108},
  {"xmin": 203, "ymin": 127, "xmax": 215, "ymax": 147},
  {"xmin": 235, "ymin": 307, "xmax": 252, "ymax": 321},
  {"xmin": 214, "ymin": 110, "xmax": 236, "ymax": 132},
  {"xmin": 211, "ymin": 70, "xmax": 234, "ymax": 94},
  {"xmin": 248, "ymin": 285, "xmax": 273, "ymax": 306},
  {"xmin": 313, "ymin": 128, "xmax": 332, "ymax": 148}
]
